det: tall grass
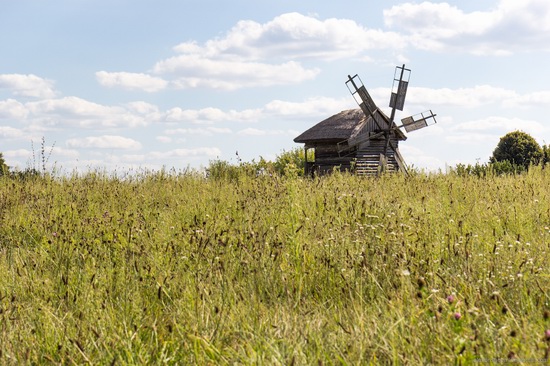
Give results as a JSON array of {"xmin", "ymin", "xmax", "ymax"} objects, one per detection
[{"xmin": 0, "ymin": 168, "xmax": 548, "ymax": 364}]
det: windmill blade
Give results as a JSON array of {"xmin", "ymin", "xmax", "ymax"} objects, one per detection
[
  {"xmin": 400, "ymin": 110, "xmax": 437, "ymax": 133},
  {"xmin": 346, "ymin": 75, "xmax": 379, "ymax": 120},
  {"xmin": 389, "ymin": 65, "xmax": 411, "ymax": 112},
  {"xmin": 389, "ymin": 80, "xmax": 408, "ymax": 111},
  {"xmin": 386, "ymin": 64, "xmax": 411, "ymax": 136}
]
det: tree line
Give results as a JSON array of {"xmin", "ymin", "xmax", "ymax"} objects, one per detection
[
  {"xmin": 453, "ymin": 130, "xmax": 550, "ymax": 177},
  {"xmin": 1, "ymin": 130, "xmax": 549, "ymax": 179}
]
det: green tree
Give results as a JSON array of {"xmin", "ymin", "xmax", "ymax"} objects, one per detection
[
  {"xmin": 490, "ymin": 131, "xmax": 543, "ymax": 169},
  {"xmin": 273, "ymin": 148, "xmax": 314, "ymax": 176},
  {"xmin": 0, "ymin": 152, "xmax": 9, "ymax": 176}
]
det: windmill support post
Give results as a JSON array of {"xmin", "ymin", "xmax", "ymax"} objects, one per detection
[{"xmin": 304, "ymin": 146, "xmax": 311, "ymax": 176}]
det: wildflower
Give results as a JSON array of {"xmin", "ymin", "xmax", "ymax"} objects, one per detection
[
  {"xmin": 545, "ymin": 329, "xmax": 550, "ymax": 341},
  {"xmin": 447, "ymin": 294, "xmax": 455, "ymax": 303},
  {"xmin": 454, "ymin": 312, "xmax": 462, "ymax": 320},
  {"xmin": 52, "ymin": 232, "xmax": 58, "ymax": 237}
]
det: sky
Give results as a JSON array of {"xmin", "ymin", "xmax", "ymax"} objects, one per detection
[{"xmin": 1, "ymin": 0, "xmax": 550, "ymax": 173}]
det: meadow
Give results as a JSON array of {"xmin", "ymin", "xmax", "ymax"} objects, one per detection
[{"xmin": 0, "ymin": 167, "xmax": 549, "ymax": 364}]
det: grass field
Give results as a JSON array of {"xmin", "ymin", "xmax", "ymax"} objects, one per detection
[{"xmin": 0, "ymin": 168, "xmax": 549, "ymax": 364}]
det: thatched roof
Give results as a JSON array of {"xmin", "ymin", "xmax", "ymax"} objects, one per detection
[{"xmin": 294, "ymin": 108, "xmax": 406, "ymax": 144}]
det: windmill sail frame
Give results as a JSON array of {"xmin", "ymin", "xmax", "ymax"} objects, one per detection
[
  {"xmin": 400, "ymin": 110, "xmax": 437, "ymax": 133},
  {"xmin": 389, "ymin": 66, "xmax": 411, "ymax": 111}
]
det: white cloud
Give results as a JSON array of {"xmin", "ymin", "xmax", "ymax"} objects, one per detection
[
  {"xmin": 49, "ymin": 146, "xmax": 80, "ymax": 160},
  {"xmin": 159, "ymin": 98, "xmax": 351, "ymax": 125},
  {"xmin": 151, "ymin": 12, "xmax": 405, "ymax": 90},
  {"xmin": 85, "ymin": 5, "xmax": 550, "ymax": 96},
  {"xmin": 165, "ymin": 127, "xmax": 232, "ymax": 136},
  {"xmin": 173, "ymin": 13, "xmax": 404, "ymax": 60},
  {"xmin": 26, "ymin": 97, "xmax": 149, "ymax": 128},
  {"xmin": 70, "ymin": 149, "xmax": 219, "ymax": 172},
  {"xmin": 0, "ymin": 126, "xmax": 25, "ymax": 139},
  {"xmin": 264, "ymin": 97, "xmax": 352, "ymax": 117},
  {"xmin": 399, "ymin": 144, "xmax": 444, "ymax": 171},
  {"xmin": 124, "ymin": 154, "xmax": 148, "ymax": 162},
  {"xmin": 368, "ymin": 85, "xmax": 550, "ymax": 110},
  {"xmin": 125, "ymin": 101, "xmax": 160, "ymax": 115},
  {"xmin": 237, "ymin": 128, "xmax": 286, "ymax": 136},
  {"xmin": 405, "ymin": 86, "xmax": 518, "ymax": 107},
  {"xmin": 149, "ymin": 147, "xmax": 221, "ymax": 159},
  {"xmin": 452, "ymin": 116, "xmax": 546, "ymax": 134},
  {"xmin": 0, "ymin": 74, "xmax": 56, "ymax": 98},
  {"xmin": 445, "ymin": 133, "xmax": 501, "ymax": 145},
  {"xmin": 66, "ymin": 135, "xmax": 142, "ymax": 150},
  {"xmin": 384, "ymin": 3, "xmax": 490, "ymax": 39},
  {"xmin": 156, "ymin": 136, "xmax": 172, "ymax": 143},
  {"xmin": 96, "ymin": 71, "xmax": 168, "ymax": 92},
  {"xmin": 164, "ymin": 107, "xmax": 261, "ymax": 123},
  {"xmin": 158, "ymin": 58, "xmax": 320, "ymax": 90},
  {"xmin": 0, "ymin": 99, "xmax": 29, "ymax": 119},
  {"xmin": 503, "ymin": 91, "xmax": 550, "ymax": 107},
  {"xmin": 27, "ymin": 97, "xmax": 112, "ymax": 116},
  {"xmin": 4, "ymin": 149, "xmax": 32, "ymax": 159},
  {"xmin": 384, "ymin": 0, "xmax": 550, "ymax": 55}
]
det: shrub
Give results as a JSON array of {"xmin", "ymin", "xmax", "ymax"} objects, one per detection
[
  {"xmin": 273, "ymin": 148, "xmax": 314, "ymax": 176},
  {"xmin": 452, "ymin": 161, "xmax": 523, "ymax": 177}
]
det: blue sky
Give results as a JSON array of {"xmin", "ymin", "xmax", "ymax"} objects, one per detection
[{"xmin": 1, "ymin": 0, "xmax": 550, "ymax": 173}]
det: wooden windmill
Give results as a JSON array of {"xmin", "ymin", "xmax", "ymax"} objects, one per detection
[{"xmin": 337, "ymin": 64, "xmax": 437, "ymax": 175}]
